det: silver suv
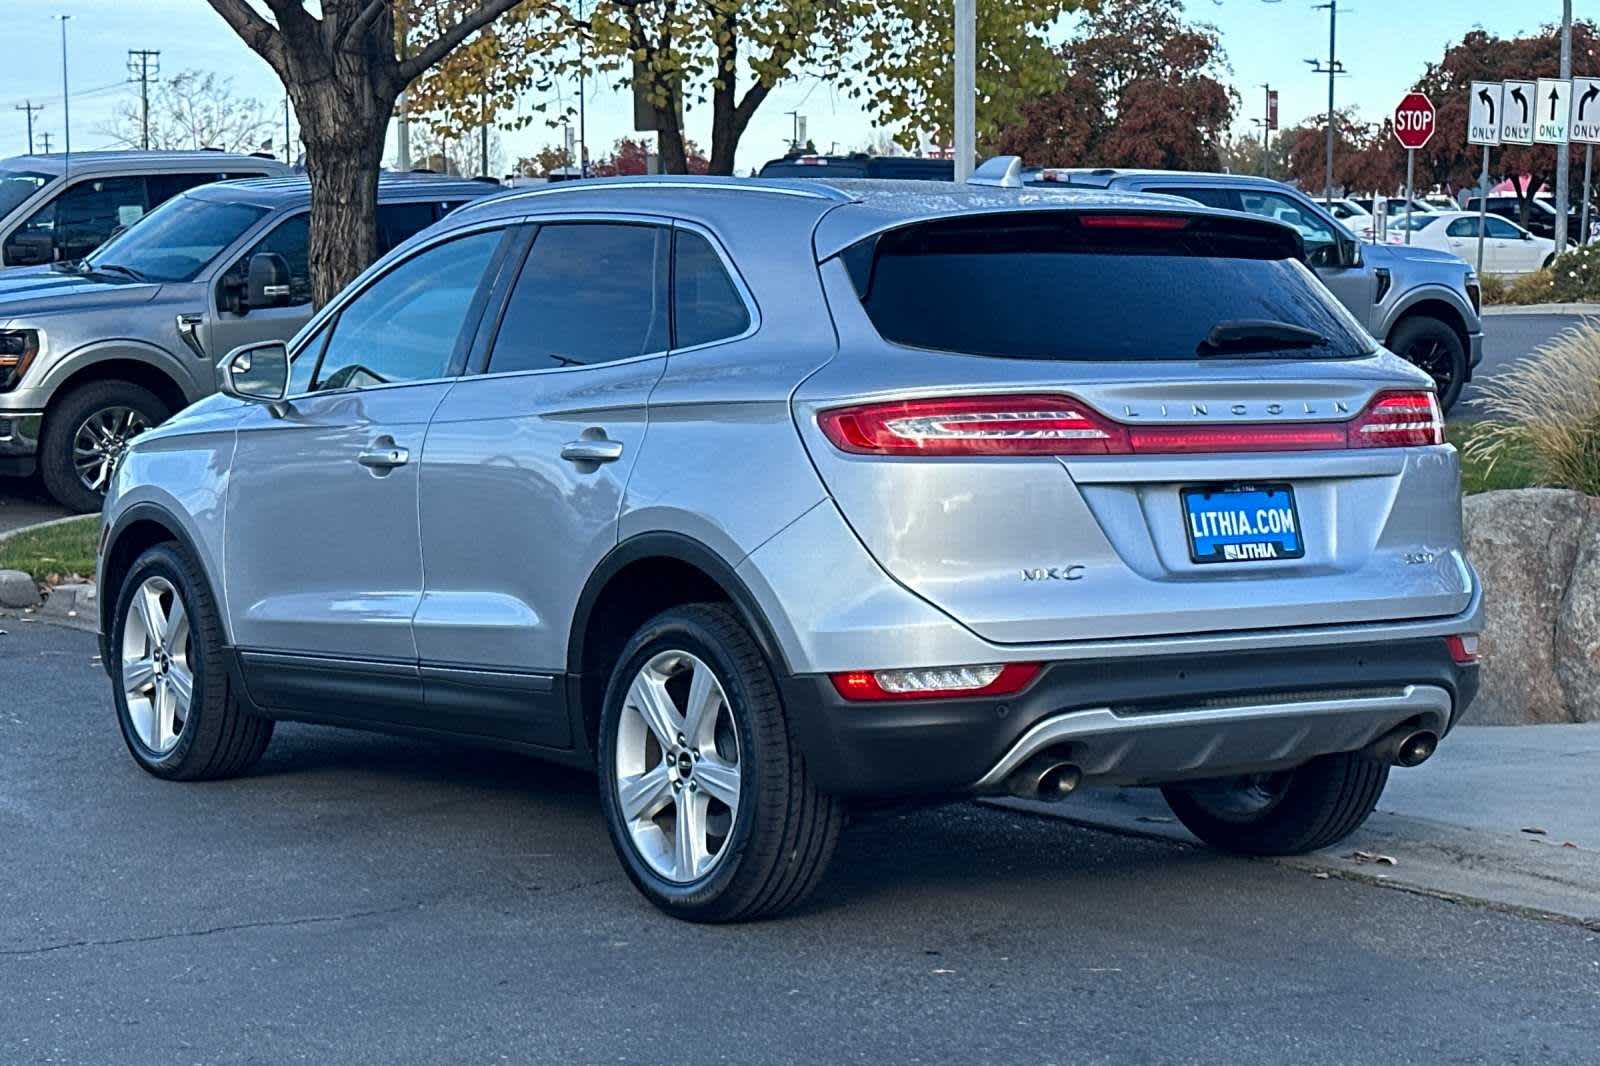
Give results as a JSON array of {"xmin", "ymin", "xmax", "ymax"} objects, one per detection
[
  {"xmin": 0, "ymin": 173, "xmax": 493, "ymax": 510},
  {"xmin": 98, "ymin": 175, "xmax": 1482, "ymax": 922},
  {"xmin": 1030, "ymin": 170, "xmax": 1485, "ymax": 410}
]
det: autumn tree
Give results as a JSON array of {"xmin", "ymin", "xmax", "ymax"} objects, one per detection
[
  {"xmin": 204, "ymin": 0, "xmax": 526, "ymax": 306},
  {"xmin": 1279, "ymin": 109, "xmax": 1406, "ymax": 195},
  {"xmin": 990, "ymin": 0, "xmax": 1236, "ymax": 170},
  {"xmin": 590, "ymin": 136, "xmax": 710, "ymax": 176},
  {"xmin": 98, "ymin": 70, "xmax": 276, "ymax": 155},
  {"xmin": 515, "ymin": 144, "xmax": 574, "ymax": 177},
  {"xmin": 1411, "ymin": 22, "xmax": 1600, "ymax": 227}
]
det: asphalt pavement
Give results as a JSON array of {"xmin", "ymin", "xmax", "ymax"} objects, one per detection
[
  {"xmin": 1457, "ymin": 311, "xmax": 1594, "ymax": 415},
  {"xmin": 2, "ymin": 621, "xmax": 1597, "ymax": 1065},
  {"xmin": 0, "ymin": 476, "xmax": 72, "ymax": 537}
]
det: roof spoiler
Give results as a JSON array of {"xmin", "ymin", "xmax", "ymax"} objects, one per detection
[{"xmin": 967, "ymin": 155, "xmax": 1023, "ymax": 188}]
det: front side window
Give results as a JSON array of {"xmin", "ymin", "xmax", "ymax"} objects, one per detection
[
  {"xmin": 219, "ymin": 213, "xmax": 310, "ymax": 305},
  {"xmin": 673, "ymin": 230, "xmax": 750, "ymax": 348},
  {"xmin": 312, "ymin": 228, "xmax": 503, "ymax": 392},
  {"xmin": 1485, "ymin": 216, "xmax": 1523, "ymax": 239},
  {"xmin": 18, "ymin": 176, "xmax": 150, "ymax": 262},
  {"xmin": 84, "ymin": 193, "xmax": 267, "ymax": 282},
  {"xmin": 1156, "ymin": 186, "xmax": 1237, "ymax": 211},
  {"xmin": 486, "ymin": 223, "xmax": 669, "ymax": 374},
  {"xmin": 1236, "ymin": 191, "xmax": 1339, "ymax": 265}
]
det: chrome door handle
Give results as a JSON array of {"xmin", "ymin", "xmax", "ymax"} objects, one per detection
[
  {"xmin": 561, "ymin": 439, "xmax": 624, "ymax": 464},
  {"xmin": 357, "ymin": 445, "xmax": 410, "ymax": 469}
]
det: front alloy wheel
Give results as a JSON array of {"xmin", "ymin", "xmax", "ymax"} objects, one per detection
[
  {"xmin": 74, "ymin": 405, "xmax": 153, "ymax": 495},
  {"xmin": 120, "ymin": 575, "xmax": 194, "ymax": 754}
]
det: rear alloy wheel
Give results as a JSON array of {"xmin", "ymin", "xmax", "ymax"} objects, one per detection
[
  {"xmin": 597, "ymin": 604, "xmax": 842, "ymax": 922},
  {"xmin": 40, "ymin": 380, "xmax": 168, "ymax": 512},
  {"xmin": 1385, "ymin": 316, "xmax": 1466, "ymax": 413},
  {"xmin": 1161, "ymin": 751, "xmax": 1390, "ymax": 856}
]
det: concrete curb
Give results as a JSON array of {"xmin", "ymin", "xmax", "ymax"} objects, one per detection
[
  {"xmin": 1482, "ymin": 302, "xmax": 1600, "ymax": 317},
  {"xmin": 0, "ymin": 514, "xmax": 98, "ymax": 628}
]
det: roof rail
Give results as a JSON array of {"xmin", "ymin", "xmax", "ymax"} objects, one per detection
[
  {"xmin": 479, "ymin": 174, "xmax": 856, "ymax": 208},
  {"xmin": 968, "ymin": 155, "xmax": 1023, "ymax": 188}
]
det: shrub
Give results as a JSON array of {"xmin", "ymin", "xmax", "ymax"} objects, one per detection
[
  {"xmin": 1483, "ymin": 242, "xmax": 1600, "ymax": 305},
  {"xmin": 1466, "ymin": 318, "xmax": 1600, "ymax": 495}
]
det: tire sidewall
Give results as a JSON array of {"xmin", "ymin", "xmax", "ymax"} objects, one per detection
[
  {"xmin": 596, "ymin": 609, "xmax": 773, "ymax": 914},
  {"xmin": 110, "ymin": 544, "xmax": 213, "ymax": 775},
  {"xmin": 1388, "ymin": 317, "xmax": 1466, "ymax": 411},
  {"xmin": 42, "ymin": 382, "xmax": 168, "ymax": 513}
]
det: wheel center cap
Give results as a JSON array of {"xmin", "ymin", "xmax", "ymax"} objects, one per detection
[{"xmin": 675, "ymin": 750, "xmax": 694, "ymax": 777}]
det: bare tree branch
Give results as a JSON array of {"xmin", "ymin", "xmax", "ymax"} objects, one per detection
[
  {"xmin": 397, "ymin": 0, "xmax": 526, "ymax": 86},
  {"xmin": 202, "ymin": 0, "xmax": 286, "ymax": 75}
]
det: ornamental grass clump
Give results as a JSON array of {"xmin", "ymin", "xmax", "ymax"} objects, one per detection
[{"xmin": 1466, "ymin": 318, "xmax": 1600, "ymax": 496}]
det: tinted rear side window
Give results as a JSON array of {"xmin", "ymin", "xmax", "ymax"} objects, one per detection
[
  {"xmin": 844, "ymin": 212, "xmax": 1371, "ymax": 362},
  {"xmin": 673, "ymin": 230, "xmax": 750, "ymax": 348},
  {"xmin": 376, "ymin": 201, "xmax": 439, "ymax": 253}
]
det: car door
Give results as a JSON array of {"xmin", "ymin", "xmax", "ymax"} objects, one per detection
[
  {"xmin": 225, "ymin": 223, "xmax": 511, "ymax": 724},
  {"xmin": 1443, "ymin": 216, "xmax": 1479, "ymax": 262},
  {"xmin": 203, "ymin": 211, "xmax": 314, "ymax": 363},
  {"xmin": 414, "ymin": 218, "xmax": 674, "ymax": 746},
  {"xmin": 1486, "ymin": 216, "xmax": 1538, "ymax": 272},
  {"xmin": 1236, "ymin": 188, "xmax": 1380, "ymax": 332}
]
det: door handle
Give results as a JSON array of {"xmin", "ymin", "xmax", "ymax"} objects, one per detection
[
  {"xmin": 357, "ymin": 445, "xmax": 410, "ymax": 470},
  {"xmin": 561, "ymin": 438, "xmax": 624, "ymax": 464}
]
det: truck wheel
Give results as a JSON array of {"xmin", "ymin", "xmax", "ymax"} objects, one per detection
[
  {"xmin": 597, "ymin": 604, "xmax": 842, "ymax": 922},
  {"xmin": 40, "ymin": 380, "xmax": 168, "ymax": 512},
  {"xmin": 110, "ymin": 542, "xmax": 274, "ymax": 780},
  {"xmin": 1161, "ymin": 752, "xmax": 1389, "ymax": 856},
  {"xmin": 1385, "ymin": 317, "xmax": 1466, "ymax": 412}
]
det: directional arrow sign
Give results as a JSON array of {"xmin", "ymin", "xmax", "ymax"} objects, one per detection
[
  {"xmin": 1572, "ymin": 76, "xmax": 1600, "ymax": 144},
  {"xmin": 1469, "ymin": 81, "xmax": 1502, "ymax": 146},
  {"xmin": 1501, "ymin": 79, "xmax": 1536, "ymax": 144},
  {"xmin": 1536, "ymin": 78, "xmax": 1572, "ymax": 144}
]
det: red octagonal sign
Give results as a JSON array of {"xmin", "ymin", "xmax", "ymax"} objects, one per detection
[{"xmin": 1393, "ymin": 92, "xmax": 1437, "ymax": 150}]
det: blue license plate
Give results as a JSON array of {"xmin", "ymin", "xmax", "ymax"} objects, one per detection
[{"xmin": 1182, "ymin": 484, "xmax": 1303, "ymax": 564}]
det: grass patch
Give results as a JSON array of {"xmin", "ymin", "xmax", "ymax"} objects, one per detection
[
  {"xmin": 0, "ymin": 516, "xmax": 98, "ymax": 584},
  {"xmin": 1449, "ymin": 422, "xmax": 1540, "ymax": 494}
]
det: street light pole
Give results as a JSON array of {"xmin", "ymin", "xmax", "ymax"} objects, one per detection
[
  {"xmin": 954, "ymin": 0, "xmax": 975, "ymax": 182},
  {"xmin": 1555, "ymin": 0, "xmax": 1573, "ymax": 250},
  {"xmin": 58, "ymin": 15, "xmax": 71, "ymax": 181},
  {"xmin": 1320, "ymin": 3, "xmax": 1337, "ymax": 199}
]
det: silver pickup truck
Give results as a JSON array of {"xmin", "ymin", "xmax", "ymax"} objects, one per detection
[
  {"xmin": 1029, "ymin": 170, "xmax": 1483, "ymax": 412},
  {"xmin": 0, "ymin": 172, "xmax": 495, "ymax": 510}
]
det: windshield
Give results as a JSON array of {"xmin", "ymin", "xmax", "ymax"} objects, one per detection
[
  {"xmin": 0, "ymin": 169, "xmax": 54, "ymax": 218},
  {"xmin": 83, "ymin": 193, "xmax": 267, "ymax": 282},
  {"xmin": 843, "ymin": 212, "xmax": 1373, "ymax": 362}
]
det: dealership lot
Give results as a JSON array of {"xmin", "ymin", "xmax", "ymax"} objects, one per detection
[{"xmin": 2, "ymin": 623, "xmax": 1597, "ymax": 1065}]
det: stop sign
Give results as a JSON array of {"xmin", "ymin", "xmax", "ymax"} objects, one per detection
[{"xmin": 1393, "ymin": 92, "xmax": 1437, "ymax": 150}]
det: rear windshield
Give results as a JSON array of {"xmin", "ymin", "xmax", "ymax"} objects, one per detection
[{"xmin": 840, "ymin": 212, "xmax": 1373, "ymax": 362}]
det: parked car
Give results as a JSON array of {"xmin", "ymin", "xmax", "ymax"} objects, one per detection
[
  {"xmin": 1348, "ymin": 196, "xmax": 1438, "ymax": 220},
  {"xmin": 1389, "ymin": 211, "xmax": 1557, "ymax": 275},
  {"xmin": 1030, "ymin": 169, "xmax": 1483, "ymax": 410},
  {"xmin": 1314, "ymin": 196, "xmax": 1376, "ymax": 238},
  {"xmin": 757, "ymin": 152, "xmax": 954, "ymax": 180},
  {"xmin": 98, "ymin": 172, "xmax": 1481, "ymax": 922},
  {"xmin": 0, "ymin": 172, "xmax": 494, "ymax": 510},
  {"xmin": 0, "ymin": 150, "xmax": 290, "ymax": 270},
  {"xmin": 1463, "ymin": 195, "xmax": 1580, "ymax": 245}
]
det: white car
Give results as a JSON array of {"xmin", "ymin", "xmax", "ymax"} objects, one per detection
[
  {"xmin": 1388, "ymin": 211, "xmax": 1557, "ymax": 275},
  {"xmin": 1315, "ymin": 197, "xmax": 1375, "ymax": 238}
]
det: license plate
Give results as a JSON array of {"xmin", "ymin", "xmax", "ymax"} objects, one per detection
[{"xmin": 1181, "ymin": 484, "xmax": 1303, "ymax": 564}]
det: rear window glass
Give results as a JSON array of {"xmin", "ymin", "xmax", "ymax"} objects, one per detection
[{"xmin": 842, "ymin": 212, "xmax": 1372, "ymax": 362}]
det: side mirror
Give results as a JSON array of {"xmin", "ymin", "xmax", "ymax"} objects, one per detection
[
  {"xmin": 245, "ymin": 252, "xmax": 292, "ymax": 309},
  {"xmin": 1338, "ymin": 237, "xmax": 1362, "ymax": 268},
  {"xmin": 218, "ymin": 341, "xmax": 290, "ymax": 410}
]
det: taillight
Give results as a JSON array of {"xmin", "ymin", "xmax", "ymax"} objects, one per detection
[
  {"xmin": 817, "ymin": 395, "xmax": 1128, "ymax": 456},
  {"xmin": 1347, "ymin": 390, "xmax": 1443, "ymax": 448},
  {"xmin": 819, "ymin": 389, "xmax": 1443, "ymax": 457},
  {"xmin": 1446, "ymin": 634, "xmax": 1480, "ymax": 665},
  {"xmin": 830, "ymin": 663, "xmax": 1041, "ymax": 701}
]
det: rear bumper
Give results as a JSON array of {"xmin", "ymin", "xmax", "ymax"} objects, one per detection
[
  {"xmin": 0, "ymin": 411, "xmax": 41, "ymax": 476},
  {"xmin": 781, "ymin": 636, "xmax": 1478, "ymax": 797}
]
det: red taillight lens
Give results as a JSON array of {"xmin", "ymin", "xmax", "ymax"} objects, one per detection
[
  {"xmin": 1446, "ymin": 634, "xmax": 1480, "ymax": 665},
  {"xmin": 1079, "ymin": 213, "xmax": 1191, "ymax": 231},
  {"xmin": 1127, "ymin": 423, "xmax": 1348, "ymax": 453},
  {"xmin": 830, "ymin": 663, "xmax": 1041, "ymax": 701},
  {"xmin": 818, "ymin": 395, "xmax": 1129, "ymax": 456},
  {"xmin": 1348, "ymin": 390, "xmax": 1443, "ymax": 448}
]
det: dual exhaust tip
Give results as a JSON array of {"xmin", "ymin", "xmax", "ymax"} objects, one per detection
[{"xmin": 1369, "ymin": 726, "xmax": 1439, "ymax": 768}]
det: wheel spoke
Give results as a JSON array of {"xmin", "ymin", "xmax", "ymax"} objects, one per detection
[
  {"xmin": 627, "ymin": 671, "xmax": 683, "ymax": 750},
  {"xmin": 674, "ymin": 791, "xmax": 707, "ymax": 881},
  {"xmin": 617, "ymin": 763, "xmax": 672, "ymax": 823},
  {"xmin": 153, "ymin": 680, "xmax": 175, "ymax": 751},
  {"xmin": 695, "ymin": 754, "xmax": 740, "ymax": 810},
  {"xmin": 680, "ymin": 664, "xmax": 721, "ymax": 750},
  {"xmin": 167, "ymin": 664, "xmax": 193, "ymax": 722},
  {"xmin": 165, "ymin": 596, "xmax": 189, "ymax": 653},
  {"xmin": 133, "ymin": 583, "xmax": 165, "ymax": 645},
  {"xmin": 122, "ymin": 657, "xmax": 157, "ymax": 694}
]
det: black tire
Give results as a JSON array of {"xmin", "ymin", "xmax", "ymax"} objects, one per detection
[
  {"xmin": 1543, "ymin": 254, "xmax": 1557, "ymax": 270},
  {"xmin": 596, "ymin": 603, "xmax": 842, "ymax": 922},
  {"xmin": 1385, "ymin": 316, "xmax": 1466, "ymax": 413},
  {"xmin": 40, "ymin": 379, "xmax": 169, "ymax": 513},
  {"xmin": 1161, "ymin": 752, "xmax": 1389, "ymax": 856},
  {"xmin": 109, "ymin": 542, "xmax": 273, "ymax": 781}
]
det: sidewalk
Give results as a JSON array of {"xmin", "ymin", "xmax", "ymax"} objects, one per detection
[{"xmin": 986, "ymin": 724, "xmax": 1600, "ymax": 929}]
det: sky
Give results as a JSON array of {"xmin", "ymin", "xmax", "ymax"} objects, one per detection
[{"xmin": 0, "ymin": 1, "xmax": 1579, "ymax": 174}]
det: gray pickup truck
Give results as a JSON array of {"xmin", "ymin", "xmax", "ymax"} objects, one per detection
[
  {"xmin": 0, "ymin": 172, "xmax": 496, "ymax": 510},
  {"xmin": 1028, "ymin": 170, "xmax": 1483, "ymax": 411}
]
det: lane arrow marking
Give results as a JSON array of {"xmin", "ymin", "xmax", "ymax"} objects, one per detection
[
  {"xmin": 1512, "ymin": 85, "xmax": 1529, "ymax": 123},
  {"xmin": 1580, "ymin": 83, "xmax": 1599, "ymax": 122},
  {"xmin": 1478, "ymin": 88, "xmax": 1496, "ymax": 125},
  {"xmin": 1549, "ymin": 86, "xmax": 1563, "ymax": 121}
]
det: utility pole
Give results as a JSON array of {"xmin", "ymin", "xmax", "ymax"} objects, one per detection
[
  {"xmin": 40, "ymin": 131, "xmax": 52, "ymax": 153},
  {"xmin": 1556, "ymin": 0, "xmax": 1573, "ymax": 250},
  {"xmin": 283, "ymin": 95, "xmax": 292, "ymax": 164},
  {"xmin": 1307, "ymin": 3, "xmax": 1346, "ymax": 199},
  {"xmin": 58, "ymin": 15, "xmax": 71, "ymax": 181},
  {"xmin": 126, "ymin": 49, "xmax": 160, "ymax": 150},
  {"xmin": 576, "ymin": 0, "xmax": 588, "ymax": 176},
  {"xmin": 395, "ymin": 2, "xmax": 411, "ymax": 170},
  {"xmin": 784, "ymin": 110, "xmax": 801, "ymax": 152},
  {"xmin": 15, "ymin": 101, "xmax": 42, "ymax": 155},
  {"xmin": 954, "ymin": 0, "xmax": 975, "ymax": 181}
]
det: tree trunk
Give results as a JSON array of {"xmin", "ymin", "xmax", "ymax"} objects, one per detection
[{"xmin": 656, "ymin": 114, "xmax": 689, "ymax": 174}]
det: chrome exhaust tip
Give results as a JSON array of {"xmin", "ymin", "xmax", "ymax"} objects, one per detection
[
  {"xmin": 1367, "ymin": 726, "xmax": 1440, "ymax": 768},
  {"xmin": 1004, "ymin": 755, "xmax": 1083, "ymax": 802}
]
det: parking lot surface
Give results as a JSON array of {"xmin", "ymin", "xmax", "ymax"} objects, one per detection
[{"xmin": 3, "ymin": 622, "xmax": 1597, "ymax": 1065}]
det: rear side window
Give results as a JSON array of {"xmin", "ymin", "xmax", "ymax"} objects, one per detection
[
  {"xmin": 486, "ymin": 223, "xmax": 669, "ymax": 373},
  {"xmin": 672, "ymin": 230, "xmax": 750, "ymax": 348},
  {"xmin": 1152, "ymin": 186, "xmax": 1236, "ymax": 210},
  {"xmin": 376, "ymin": 201, "xmax": 439, "ymax": 253},
  {"xmin": 842, "ymin": 212, "xmax": 1371, "ymax": 362}
]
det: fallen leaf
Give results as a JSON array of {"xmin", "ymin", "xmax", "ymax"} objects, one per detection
[{"xmin": 1349, "ymin": 850, "xmax": 1398, "ymax": 866}]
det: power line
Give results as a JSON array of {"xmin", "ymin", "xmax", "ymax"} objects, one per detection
[
  {"xmin": 14, "ymin": 100, "xmax": 43, "ymax": 155},
  {"xmin": 127, "ymin": 49, "xmax": 161, "ymax": 151}
]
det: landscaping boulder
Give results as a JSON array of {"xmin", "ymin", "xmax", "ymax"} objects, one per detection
[
  {"xmin": 0, "ymin": 568, "xmax": 40, "ymax": 609},
  {"xmin": 1463, "ymin": 488, "xmax": 1598, "ymax": 724}
]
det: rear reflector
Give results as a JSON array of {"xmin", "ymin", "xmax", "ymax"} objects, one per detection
[
  {"xmin": 1446, "ymin": 634, "xmax": 1480, "ymax": 665},
  {"xmin": 818, "ymin": 389, "xmax": 1442, "ymax": 457},
  {"xmin": 830, "ymin": 663, "xmax": 1041, "ymax": 701}
]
